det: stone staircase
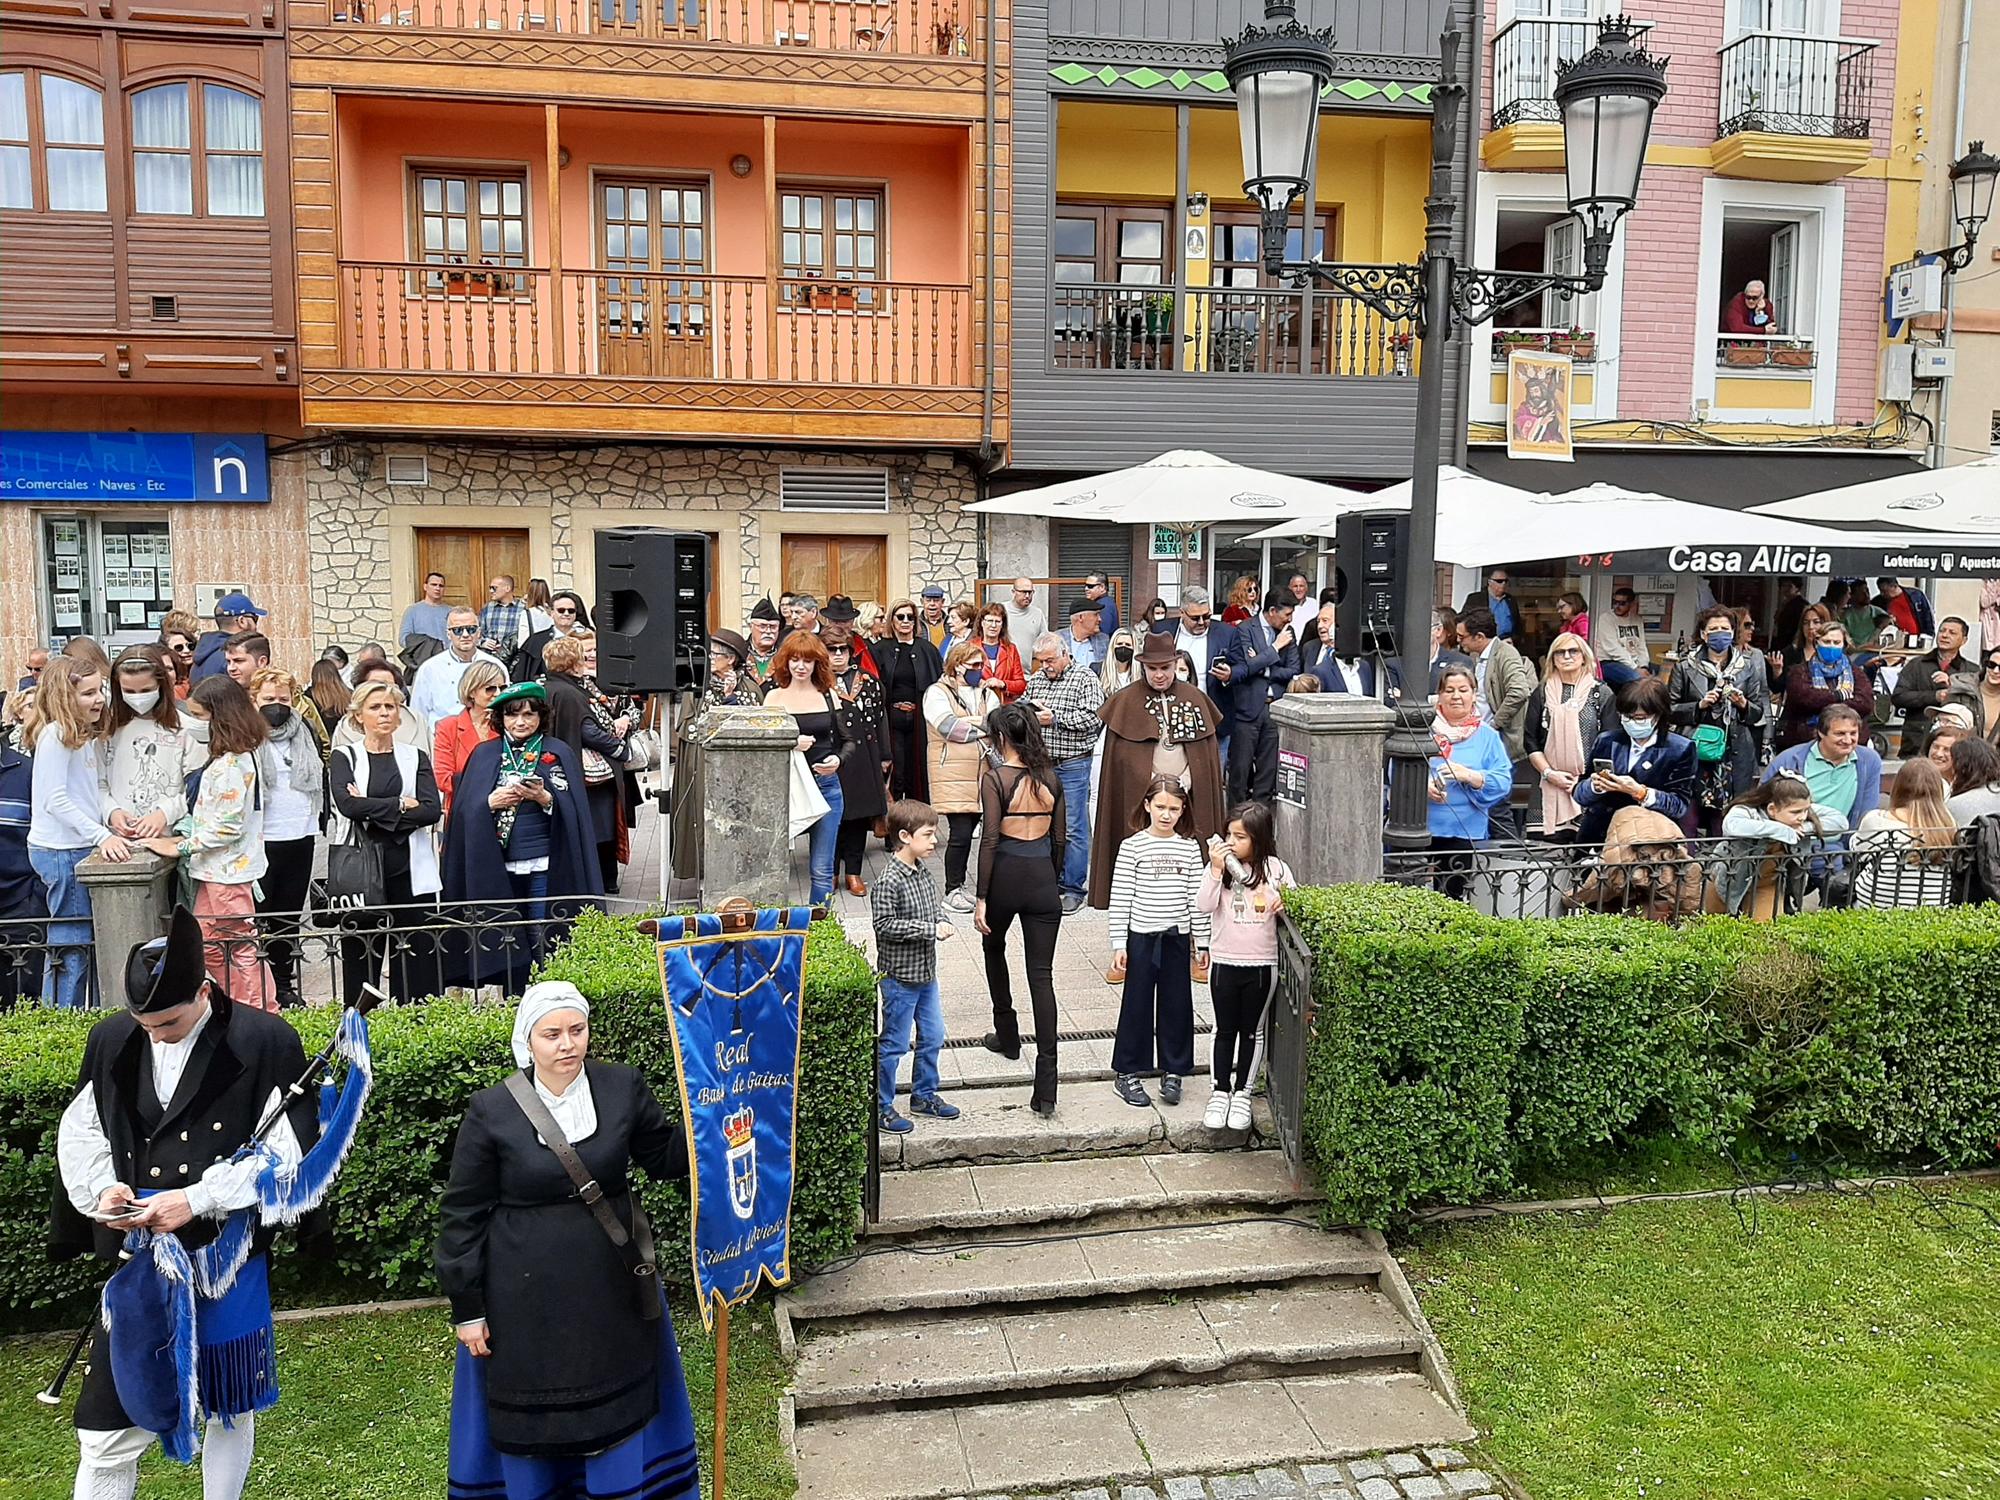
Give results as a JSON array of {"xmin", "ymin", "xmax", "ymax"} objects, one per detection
[{"xmin": 778, "ymin": 1038, "xmax": 1474, "ymax": 1500}]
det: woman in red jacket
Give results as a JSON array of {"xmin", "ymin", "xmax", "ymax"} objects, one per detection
[
  {"xmin": 973, "ymin": 603, "xmax": 1027, "ymax": 702},
  {"xmin": 432, "ymin": 658, "xmax": 507, "ymax": 819}
]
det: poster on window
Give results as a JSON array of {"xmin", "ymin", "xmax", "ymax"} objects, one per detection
[
  {"xmin": 118, "ymin": 602, "xmax": 145, "ymax": 626},
  {"xmin": 101, "ymin": 533, "xmax": 129, "ymax": 568},
  {"xmin": 51, "ymin": 521, "xmax": 81, "ymax": 556},
  {"xmin": 54, "ymin": 593, "xmax": 82, "ymax": 629},
  {"xmin": 1505, "ymin": 350, "xmax": 1574, "ymax": 463},
  {"xmin": 54, "ymin": 554, "xmax": 82, "ymax": 588}
]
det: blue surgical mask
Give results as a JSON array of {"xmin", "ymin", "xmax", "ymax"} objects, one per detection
[
  {"xmin": 1622, "ymin": 716, "xmax": 1656, "ymax": 743},
  {"xmin": 1705, "ymin": 631, "xmax": 1734, "ymax": 653},
  {"xmin": 963, "ymin": 666, "xmax": 981, "ymax": 686},
  {"xmin": 1816, "ymin": 643, "xmax": 1846, "ymax": 665}
]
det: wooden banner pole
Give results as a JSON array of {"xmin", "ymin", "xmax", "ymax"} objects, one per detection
[{"xmin": 713, "ymin": 1291, "xmax": 732, "ymax": 1500}]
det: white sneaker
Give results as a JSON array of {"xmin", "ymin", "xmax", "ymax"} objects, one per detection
[
  {"xmin": 1226, "ymin": 1091, "xmax": 1253, "ymax": 1132},
  {"xmin": 943, "ymin": 888, "xmax": 975, "ymax": 913},
  {"xmin": 1203, "ymin": 1089, "xmax": 1230, "ymax": 1130}
]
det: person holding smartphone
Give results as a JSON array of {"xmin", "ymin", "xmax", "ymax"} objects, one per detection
[{"xmin": 1425, "ymin": 666, "xmax": 1514, "ymax": 898}]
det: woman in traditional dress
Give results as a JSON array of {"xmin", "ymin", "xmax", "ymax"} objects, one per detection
[{"xmin": 438, "ymin": 982, "xmax": 700, "ymax": 1500}]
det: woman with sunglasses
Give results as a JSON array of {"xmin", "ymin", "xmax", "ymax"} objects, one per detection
[
  {"xmin": 159, "ymin": 612, "xmax": 202, "ymax": 700},
  {"xmin": 875, "ymin": 598, "xmax": 942, "ymax": 802},
  {"xmin": 1523, "ymin": 632, "xmax": 1613, "ymax": 839},
  {"xmin": 1966, "ymin": 644, "xmax": 2000, "ymax": 748},
  {"xmin": 823, "ymin": 629, "xmax": 889, "ymax": 896}
]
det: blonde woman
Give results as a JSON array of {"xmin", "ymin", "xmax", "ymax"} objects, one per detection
[
  {"xmin": 924, "ymin": 639, "xmax": 1002, "ymax": 909},
  {"xmin": 26, "ymin": 657, "xmax": 127, "ymax": 1006},
  {"xmin": 1099, "ymin": 628, "xmax": 1140, "ymax": 696},
  {"xmin": 1851, "ymin": 758, "xmax": 1960, "ymax": 909},
  {"xmin": 1522, "ymin": 631, "xmax": 1614, "ymax": 837},
  {"xmin": 251, "ymin": 667, "xmax": 325, "ymax": 1008},
  {"xmin": 434, "ymin": 658, "xmax": 508, "ymax": 816}
]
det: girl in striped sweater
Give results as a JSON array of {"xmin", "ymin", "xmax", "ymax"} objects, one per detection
[{"xmin": 1106, "ymin": 775, "xmax": 1211, "ymax": 1109}]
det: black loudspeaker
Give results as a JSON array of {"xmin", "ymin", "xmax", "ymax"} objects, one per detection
[
  {"xmin": 596, "ymin": 528, "xmax": 711, "ymax": 694},
  {"xmin": 1334, "ymin": 510, "xmax": 1409, "ymax": 659}
]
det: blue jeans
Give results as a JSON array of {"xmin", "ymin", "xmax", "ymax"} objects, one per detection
[
  {"xmin": 1055, "ymin": 755, "xmax": 1093, "ymax": 898},
  {"xmin": 1600, "ymin": 660, "xmax": 1642, "ymax": 688},
  {"xmin": 809, "ymin": 772, "xmax": 844, "ymax": 903},
  {"xmin": 878, "ymin": 975, "xmax": 944, "ymax": 1113},
  {"xmin": 30, "ymin": 845, "xmax": 94, "ymax": 1009}
]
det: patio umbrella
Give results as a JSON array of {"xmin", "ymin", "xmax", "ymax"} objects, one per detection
[
  {"xmin": 966, "ymin": 449, "xmax": 1373, "ymax": 523},
  {"xmin": 1748, "ymin": 454, "xmax": 2000, "ymax": 534}
]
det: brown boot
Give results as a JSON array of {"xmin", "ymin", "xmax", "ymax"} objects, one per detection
[{"xmin": 844, "ymin": 875, "xmax": 868, "ymax": 897}]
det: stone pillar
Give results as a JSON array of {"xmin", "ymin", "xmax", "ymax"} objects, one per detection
[
  {"xmin": 1269, "ymin": 694, "xmax": 1397, "ymax": 887},
  {"xmin": 691, "ymin": 706, "xmax": 801, "ymax": 909},
  {"xmin": 78, "ymin": 849, "xmax": 174, "ymax": 1009}
]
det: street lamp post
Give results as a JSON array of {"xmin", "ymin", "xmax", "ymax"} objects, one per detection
[
  {"xmin": 1223, "ymin": 6, "xmax": 1667, "ymax": 847},
  {"xmin": 1929, "ymin": 141, "xmax": 1998, "ymax": 469}
]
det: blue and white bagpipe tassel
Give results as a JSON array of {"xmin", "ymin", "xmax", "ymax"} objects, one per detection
[{"xmin": 101, "ymin": 1234, "xmax": 203, "ymax": 1463}]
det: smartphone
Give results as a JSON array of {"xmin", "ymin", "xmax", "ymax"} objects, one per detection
[
  {"xmin": 91, "ymin": 1205, "xmax": 145, "ymax": 1225},
  {"xmin": 1592, "ymin": 758, "xmax": 1614, "ymax": 775},
  {"xmin": 519, "ymin": 774, "xmax": 544, "ymax": 790}
]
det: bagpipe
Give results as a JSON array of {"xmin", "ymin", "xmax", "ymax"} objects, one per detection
[{"xmin": 38, "ymin": 983, "xmax": 387, "ymax": 1457}]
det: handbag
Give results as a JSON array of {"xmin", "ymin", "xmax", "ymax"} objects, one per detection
[
  {"xmin": 624, "ymin": 729, "xmax": 661, "ymax": 772},
  {"xmin": 580, "ymin": 747, "xmax": 618, "ymax": 784},
  {"xmin": 1693, "ymin": 723, "xmax": 1730, "ymax": 764},
  {"xmin": 502, "ymin": 1073, "xmax": 660, "ymax": 1322},
  {"xmin": 788, "ymin": 750, "xmax": 831, "ymax": 839},
  {"xmin": 324, "ymin": 835, "xmax": 385, "ymax": 912}
]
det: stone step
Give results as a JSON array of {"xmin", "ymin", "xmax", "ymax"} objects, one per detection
[
  {"xmin": 789, "ymin": 1371, "xmax": 1477, "ymax": 1500},
  {"xmin": 781, "ymin": 1214, "xmax": 1377, "ymax": 1324},
  {"xmin": 880, "ymin": 1077, "xmax": 1279, "ymax": 1170},
  {"xmin": 871, "ymin": 1149, "xmax": 1317, "ymax": 1237},
  {"xmin": 790, "ymin": 1282, "xmax": 1422, "ymax": 1412},
  {"xmin": 893, "ymin": 1032, "xmax": 1219, "ymax": 1094}
]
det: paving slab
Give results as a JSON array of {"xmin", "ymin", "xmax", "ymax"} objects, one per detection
[
  {"xmin": 792, "ymin": 1404, "xmax": 971, "ymax": 1500},
  {"xmin": 969, "ymin": 1155, "xmax": 1165, "ymax": 1220},
  {"xmin": 876, "ymin": 1164, "xmax": 982, "ymax": 1232},
  {"xmin": 1144, "ymin": 1149, "xmax": 1310, "ymax": 1205},
  {"xmin": 1282, "ymin": 1374, "xmax": 1476, "ymax": 1453},
  {"xmin": 1158, "ymin": 1091, "xmax": 1278, "ymax": 1151},
  {"xmin": 1121, "ymin": 1379, "xmax": 1325, "ymax": 1473},
  {"xmin": 786, "ymin": 1234, "xmax": 1097, "ymax": 1319},
  {"xmin": 958, "ymin": 1393, "xmax": 1150, "ymax": 1491},
  {"xmin": 1194, "ymin": 1286, "xmax": 1422, "ymax": 1364},
  {"xmin": 1075, "ymin": 1216, "xmax": 1362, "ymax": 1286}
]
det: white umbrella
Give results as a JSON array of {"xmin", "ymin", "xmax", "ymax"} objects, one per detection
[
  {"xmin": 1246, "ymin": 472, "xmax": 1854, "ymax": 564},
  {"xmin": 1242, "ymin": 465, "xmax": 1529, "ymax": 542},
  {"xmin": 966, "ymin": 449, "xmax": 1372, "ymax": 523},
  {"xmin": 1748, "ymin": 454, "xmax": 2000, "ymax": 534}
]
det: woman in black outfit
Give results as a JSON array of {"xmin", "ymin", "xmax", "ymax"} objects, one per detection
[
  {"xmin": 873, "ymin": 597, "xmax": 943, "ymax": 802},
  {"xmin": 762, "ymin": 632, "xmax": 853, "ymax": 906},
  {"xmin": 973, "ymin": 702, "xmax": 1067, "ymax": 1116},
  {"xmin": 542, "ymin": 633, "xmax": 632, "ymax": 896},
  {"xmin": 824, "ymin": 629, "xmax": 888, "ymax": 896},
  {"xmin": 329, "ymin": 679, "xmax": 443, "ymax": 1003}
]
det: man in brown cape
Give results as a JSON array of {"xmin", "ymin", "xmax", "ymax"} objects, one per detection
[{"xmin": 1089, "ymin": 628, "xmax": 1226, "ymax": 909}]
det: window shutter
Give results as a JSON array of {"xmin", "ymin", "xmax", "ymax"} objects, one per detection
[{"xmin": 1055, "ymin": 520, "xmax": 1131, "ymax": 619}]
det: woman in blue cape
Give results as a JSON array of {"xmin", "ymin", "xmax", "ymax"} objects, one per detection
[{"xmin": 439, "ymin": 682, "xmax": 603, "ymax": 990}]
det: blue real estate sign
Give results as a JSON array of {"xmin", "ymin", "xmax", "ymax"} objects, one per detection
[{"xmin": 1, "ymin": 431, "xmax": 271, "ymax": 504}]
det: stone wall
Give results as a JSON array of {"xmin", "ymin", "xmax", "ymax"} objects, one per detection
[{"xmin": 306, "ymin": 443, "xmax": 982, "ymax": 650}]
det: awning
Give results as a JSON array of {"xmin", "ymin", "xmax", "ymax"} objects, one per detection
[{"xmin": 1465, "ymin": 447, "xmax": 1928, "ymax": 512}]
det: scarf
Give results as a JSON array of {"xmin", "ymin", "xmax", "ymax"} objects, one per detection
[
  {"xmin": 263, "ymin": 710, "xmax": 326, "ymax": 822},
  {"xmin": 496, "ymin": 732, "xmax": 547, "ymax": 844},
  {"xmin": 1808, "ymin": 652, "xmax": 1855, "ymax": 699},
  {"xmin": 1430, "ymin": 711, "xmax": 1483, "ymax": 753}
]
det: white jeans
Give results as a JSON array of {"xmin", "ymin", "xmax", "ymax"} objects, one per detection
[{"xmin": 75, "ymin": 1415, "xmax": 254, "ymax": 1500}]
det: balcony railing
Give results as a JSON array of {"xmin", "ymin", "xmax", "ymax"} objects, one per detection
[
  {"xmin": 320, "ymin": 0, "xmax": 979, "ymax": 56},
  {"xmin": 1491, "ymin": 17, "xmax": 1596, "ymax": 128},
  {"xmin": 335, "ymin": 261, "xmax": 975, "ymax": 386},
  {"xmin": 1050, "ymin": 283, "xmax": 1417, "ymax": 379},
  {"xmin": 1716, "ymin": 333, "xmax": 1816, "ymax": 371},
  {"xmin": 1717, "ymin": 32, "xmax": 1877, "ymax": 140}
]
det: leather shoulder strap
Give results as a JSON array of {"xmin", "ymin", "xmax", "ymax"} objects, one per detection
[{"xmin": 502, "ymin": 1071, "xmax": 629, "ymax": 1249}]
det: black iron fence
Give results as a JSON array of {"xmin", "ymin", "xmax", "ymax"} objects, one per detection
[
  {"xmin": 1383, "ymin": 829, "xmax": 1982, "ymax": 922},
  {"xmin": 1717, "ymin": 32, "xmax": 1878, "ymax": 141},
  {"xmin": 1269, "ymin": 911, "xmax": 1314, "ymax": 1179},
  {"xmin": 0, "ymin": 916, "xmax": 82, "ymax": 1009}
]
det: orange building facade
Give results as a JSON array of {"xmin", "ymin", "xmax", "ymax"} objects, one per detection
[{"xmin": 288, "ymin": 0, "xmax": 1010, "ymax": 640}]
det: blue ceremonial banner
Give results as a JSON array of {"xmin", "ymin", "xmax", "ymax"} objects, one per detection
[{"xmin": 657, "ymin": 907, "xmax": 809, "ymax": 1328}]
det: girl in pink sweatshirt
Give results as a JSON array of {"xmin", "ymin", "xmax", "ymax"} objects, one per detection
[{"xmin": 1196, "ymin": 801, "xmax": 1297, "ymax": 1132}]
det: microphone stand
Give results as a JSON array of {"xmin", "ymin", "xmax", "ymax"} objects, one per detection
[{"xmin": 38, "ymin": 983, "xmax": 389, "ymax": 1408}]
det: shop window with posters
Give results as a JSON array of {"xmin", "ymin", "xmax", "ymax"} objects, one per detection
[{"xmin": 41, "ymin": 515, "xmax": 172, "ymax": 646}]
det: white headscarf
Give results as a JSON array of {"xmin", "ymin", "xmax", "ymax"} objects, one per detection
[{"xmin": 511, "ymin": 981, "xmax": 596, "ymax": 1144}]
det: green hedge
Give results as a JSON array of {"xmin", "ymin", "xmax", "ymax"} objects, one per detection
[
  {"xmin": 1289, "ymin": 888, "xmax": 2000, "ymax": 1227},
  {"xmin": 0, "ymin": 909, "xmax": 875, "ymax": 1332}
]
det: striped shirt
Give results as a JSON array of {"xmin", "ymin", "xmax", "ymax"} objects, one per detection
[
  {"xmin": 1106, "ymin": 830, "xmax": 1211, "ymax": 950},
  {"xmin": 870, "ymin": 852, "xmax": 943, "ymax": 984}
]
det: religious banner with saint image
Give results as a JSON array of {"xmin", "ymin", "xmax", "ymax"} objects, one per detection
[
  {"xmin": 657, "ymin": 906, "xmax": 809, "ymax": 1327},
  {"xmin": 1505, "ymin": 349, "xmax": 1574, "ymax": 463}
]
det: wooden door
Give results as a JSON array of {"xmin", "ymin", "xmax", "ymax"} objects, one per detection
[
  {"xmin": 598, "ymin": 179, "xmax": 712, "ymax": 379},
  {"xmin": 781, "ymin": 535, "xmax": 887, "ymax": 609},
  {"xmin": 417, "ymin": 529, "xmax": 531, "ymax": 610}
]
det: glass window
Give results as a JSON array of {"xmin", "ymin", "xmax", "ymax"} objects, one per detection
[
  {"xmin": 780, "ymin": 185, "xmax": 884, "ymax": 303},
  {"xmin": 0, "ymin": 73, "xmax": 29, "ymax": 210},
  {"xmin": 132, "ymin": 83, "xmax": 191, "ymax": 214},
  {"xmin": 132, "ymin": 82, "xmax": 263, "ymax": 217},
  {"xmin": 202, "ymin": 85, "xmax": 263, "ymax": 217},
  {"xmin": 410, "ymin": 166, "xmax": 530, "ymax": 291},
  {"xmin": 0, "ymin": 71, "xmax": 106, "ymax": 212}
]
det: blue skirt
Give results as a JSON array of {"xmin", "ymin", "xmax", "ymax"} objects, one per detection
[{"xmin": 446, "ymin": 1305, "xmax": 702, "ymax": 1500}]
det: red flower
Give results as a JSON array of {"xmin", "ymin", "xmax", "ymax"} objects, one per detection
[{"xmin": 540, "ymin": 752, "xmax": 558, "ymax": 766}]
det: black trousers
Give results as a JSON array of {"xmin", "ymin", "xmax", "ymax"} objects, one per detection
[
  {"xmin": 1210, "ymin": 960, "xmax": 1275, "ymax": 1092},
  {"xmin": 836, "ymin": 817, "xmax": 871, "ymax": 879},
  {"xmin": 1113, "ymin": 927, "xmax": 1194, "ymax": 1077},
  {"xmin": 597, "ymin": 840, "xmax": 620, "ymax": 898},
  {"xmin": 981, "ymin": 849, "xmax": 1062, "ymax": 1109},
  {"xmin": 1228, "ymin": 711, "xmax": 1279, "ymax": 804},
  {"xmin": 339, "ymin": 864, "xmax": 431, "ymax": 1004},
  {"xmin": 943, "ymin": 812, "xmax": 978, "ymax": 892},
  {"xmin": 886, "ymin": 706, "xmax": 925, "ymax": 801},
  {"xmin": 1429, "ymin": 835, "xmax": 1475, "ymax": 901},
  {"xmin": 256, "ymin": 835, "xmax": 316, "ymax": 996}
]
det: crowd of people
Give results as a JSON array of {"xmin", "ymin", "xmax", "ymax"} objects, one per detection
[{"xmin": 3, "ymin": 574, "xmax": 651, "ymax": 1010}]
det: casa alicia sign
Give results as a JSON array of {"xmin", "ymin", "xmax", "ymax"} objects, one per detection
[{"xmin": 1571, "ymin": 543, "xmax": 2000, "ymax": 579}]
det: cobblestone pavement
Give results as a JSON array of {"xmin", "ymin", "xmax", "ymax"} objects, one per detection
[{"xmin": 942, "ymin": 1447, "xmax": 1507, "ymax": 1500}]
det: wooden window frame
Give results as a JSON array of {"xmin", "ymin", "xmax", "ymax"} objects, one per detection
[
  {"xmin": 1208, "ymin": 206, "xmax": 1339, "ymax": 288},
  {"xmin": 406, "ymin": 162, "xmax": 531, "ymax": 298},
  {"xmin": 1, "ymin": 67, "xmax": 108, "ymax": 215},
  {"xmin": 778, "ymin": 181, "xmax": 885, "ymax": 309},
  {"xmin": 129, "ymin": 80, "xmax": 265, "ymax": 220},
  {"xmin": 595, "ymin": 174, "xmax": 711, "ymax": 338},
  {"xmin": 1053, "ymin": 200, "xmax": 1175, "ymax": 285}
]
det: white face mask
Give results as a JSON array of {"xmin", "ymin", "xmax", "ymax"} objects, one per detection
[
  {"xmin": 184, "ymin": 717, "xmax": 212, "ymax": 744},
  {"xmin": 120, "ymin": 686, "xmax": 162, "ymax": 716}
]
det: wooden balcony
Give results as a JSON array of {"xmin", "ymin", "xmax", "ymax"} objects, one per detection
[
  {"xmin": 287, "ymin": 0, "xmax": 997, "ymax": 121},
  {"xmin": 304, "ymin": 260, "xmax": 985, "ymax": 440}
]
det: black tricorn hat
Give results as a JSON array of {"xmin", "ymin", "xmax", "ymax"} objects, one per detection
[
  {"xmin": 124, "ymin": 905, "xmax": 211, "ymax": 1014},
  {"xmin": 748, "ymin": 597, "xmax": 781, "ymax": 624}
]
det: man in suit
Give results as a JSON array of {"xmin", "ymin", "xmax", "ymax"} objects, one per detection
[
  {"xmin": 1572, "ymin": 676, "xmax": 1697, "ymax": 845},
  {"xmin": 1171, "ymin": 586, "xmax": 1236, "ymax": 725},
  {"xmin": 1457, "ymin": 607, "xmax": 1533, "ymax": 760},
  {"xmin": 1225, "ymin": 588, "xmax": 1300, "ymax": 803},
  {"xmin": 1459, "ymin": 568, "xmax": 1518, "ymax": 640}
]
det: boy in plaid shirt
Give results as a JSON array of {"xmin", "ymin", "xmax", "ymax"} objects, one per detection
[{"xmin": 870, "ymin": 799, "xmax": 961, "ymax": 1134}]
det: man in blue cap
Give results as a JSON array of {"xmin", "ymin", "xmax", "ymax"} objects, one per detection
[{"xmin": 191, "ymin": 593, "xmax": 267, "ymax": 685}]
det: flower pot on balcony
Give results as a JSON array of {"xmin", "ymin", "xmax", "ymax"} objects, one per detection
[
  {"xmin": 1771, "ymin": 345, "xmax": 1814, "ymax": 369},
  {"xmin": 803, "ymin": 285, "xmax": 858, "ymax": 312},
  {"xmin": 1549, "ymin": 335, "xmax": 1596, "ymax": 360},
  {"xmin": 1493, "ymin": 332, "xmax": 1548, "ymax": 359},
  {"xmin": 1721, "ymin": 343, "xmax": 1770, "ymax": 367}
]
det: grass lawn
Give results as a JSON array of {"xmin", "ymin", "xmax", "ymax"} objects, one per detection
[
  {"xmin": 0, "ymin": 1292, "xmax": 793, "ymax": 1500},
  {"xmin": 1401, "ymin": 1180, "xmax": 2000, "ymax": 1500}
]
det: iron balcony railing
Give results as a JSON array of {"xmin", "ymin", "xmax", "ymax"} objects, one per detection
[
  {"xmin": 1717, "ymin": 31, "xmax": 1879, "ymax": 141},
  {"xmin": 1492, "ymin": 16, "xmax": 1603, "ymax": 128},
  {"xmin": 1050, "ymin": 282, "xmax": 1417, "ymax": 379}
]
